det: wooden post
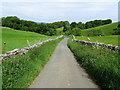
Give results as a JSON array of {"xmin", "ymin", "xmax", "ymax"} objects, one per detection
[
  {"xmin": 2, "ymin": 42, "xmax": 6, "ymax": 54},
  {"xmin": 27, "ymin": 40, "xmax": 30, "ymax": 46}
]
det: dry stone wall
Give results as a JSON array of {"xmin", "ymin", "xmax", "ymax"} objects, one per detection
[
  {"xmin": 0, "ymin": 35, "xmax": 63, "ymax": 60},
  {"xmin": 73, "ymin": 38, "xmax": 120, "ymax": 51}
]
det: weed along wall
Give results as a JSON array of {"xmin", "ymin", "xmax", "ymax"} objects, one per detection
[
  {"xmin": 72, "ymin": 36, "xmax": 120, "ymax": 51},
  {"xmin": 67, "ymin": 39, "xmax": 120, "ymax": 90},
  {"xmin": 0, "ymin": 35, "xmax": 63, "ymax": 60}
]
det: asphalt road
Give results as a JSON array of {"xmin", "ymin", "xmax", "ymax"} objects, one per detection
[{"xmin": 29, "ymin": 38, "xmax": 99, "ymax": 88}]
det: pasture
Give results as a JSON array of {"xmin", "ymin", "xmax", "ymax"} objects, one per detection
[
  {"xmin": 1, "ymin": 27, "xmax": 56, "ymax": 53},
  {"xmin": 81, "ymin": 22, "xmax": 118, "ymax": 36},
  {"xmin": 75, "ymin": 35, "xmax": 119, "ymax": 46}
]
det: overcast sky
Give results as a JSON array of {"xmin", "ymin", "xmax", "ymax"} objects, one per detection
[{"xmin": 0, "ymin": 0, "xmax": 119, "ymax": 23}]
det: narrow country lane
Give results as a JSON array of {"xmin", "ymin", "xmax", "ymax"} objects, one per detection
[{"xmin": 29, "ymin": 38, "xmax": 100, "ymax": 88}]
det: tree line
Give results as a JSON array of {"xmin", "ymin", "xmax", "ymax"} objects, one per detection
[{"xmin": 1, "ymin": 16, "xmax": 112, "ymax": 36}]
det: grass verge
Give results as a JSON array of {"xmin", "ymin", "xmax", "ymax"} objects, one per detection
[
  {"xmin": 2, "ymin": 37, "xmax": 63, "ymax": 88},
  {"xmin": 67, "ymin": 39, "xmax": 120, "ymax": 90}
]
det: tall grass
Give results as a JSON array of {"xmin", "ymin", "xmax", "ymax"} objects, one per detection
[
  {"xmin": 67, "ymin": 39, "xmax": 120, "ymax": 90},
  {"xmin": 2, "ymin": 37, "xmax": 63, "ymax": 88}
]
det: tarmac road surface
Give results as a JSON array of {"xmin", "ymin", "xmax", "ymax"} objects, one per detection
[{"xmin": 29, "ymin": 38, "xmax": 99, "ymax": 89}]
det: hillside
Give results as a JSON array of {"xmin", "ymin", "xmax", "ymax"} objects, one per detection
[
  {"xmin": 1, "ymin": 27, "xmax": 56, "ymax": 53},
  {"xmin": 81, "ymin": 22, "xmax": 118, "ymax": 36},
  {"xmin": 76, "ymin": 35, "xmax": 119, "ymax": 46}
]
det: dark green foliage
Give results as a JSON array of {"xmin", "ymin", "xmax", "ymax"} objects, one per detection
[
  {"xmin": 77, "ymin": 22, "xmax": 85, "ymax": 29},
  {"xmin": 92, "ymin": 20, "xmax": 102, "ymax": 27},
  {"xmin": 87, "ymin": 29, "xmax": 104, "ymax": 36},
  {"xmin": 64, "ymin": 27, "xmax": 81, "ymax": 36},
  {"xmin": 1, "ymin": 16, "xmax": 113, "ymax": 36},
  {"xmin": 46, "ymin": 28, "xmax": 57, "ymax": 36},
  {"xmin": 85, "ymin": 19, "xmax": 112, "ymax": 29},
  {"xmin": 63, "ymin": 25, "xmax": 71, "ymax": 32},
  {"xmin": 67, "ymin": 39, "xmax": 120, "ymax": 90},
  {"xmin": 112, "ymin": 23, "xmax": 120, "ymax": 35},
  {"xmin": 2, "ymin": 38, "xmax": 63, "ymax": 88},
  {"xmin": 70, "ymin": 22, "xmax": 77, "ymax": 29},
  {"xmin": 85, "ymin": 22, "xmax": 93, "ymax": 29},
  {"xmin": 102, "ymin": 19, "xmax": 112, "ymax": 25},
  {"xmin": 71, "ymin": 28, "xmax": 81, "ymax": 36},
  {"xmin": 63, "ymin": 21, "xmax": 71, "ymax": 32},
  {"xmin": 1, "ymin": 16, "xmax": 65, "ymax": 36}
]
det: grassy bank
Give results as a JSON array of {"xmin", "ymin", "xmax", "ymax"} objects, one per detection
[
  {"xmin": 75, "ymin": 35, "xmax": 119, "ymax": 46},
  {"xmin": 67, "ymin": 39, "xmax": 120, "ymax": 90},
  {"xmin": 1, "ymin": 27, "xmax": 56, "ymax": 53},
  {"xmin": 81, "ymin": 22, "xmax": 118, "ymax": 36},
  {"xmin": 2, "ymin": 37, "xmax": 63, "ymax": 88}
]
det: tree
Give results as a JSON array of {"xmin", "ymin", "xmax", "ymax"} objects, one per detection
[
  {"xmin": 70, "ymin": 22, "xmax": 77, "ymax": 29},
  {"xmin": 102, "ymin": 19, "xmax": 112, "ymax": 25},
  {"xmin": 78, "ymin": 22, "xmax": 85, "ymax": 29},
  {"xmin": 63, "ymin": 25, "xmax": 71, "ymax": 32},
  {"xmin": 92, "ymin": 20, "xmax": 102, "ymax": 27},
  {"xmin": 85, "ymin": 22, "xmax": 93, "ymax": 29},
  {"xmin": 72, "ymin": 27, "xmax": 81, "ymax": 36}
]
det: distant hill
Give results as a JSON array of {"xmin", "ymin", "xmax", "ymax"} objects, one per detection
[{"xmin": 81, "ymin": 22, "xmax": 118, "ymax": 36}]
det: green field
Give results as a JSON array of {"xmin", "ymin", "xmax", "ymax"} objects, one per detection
[
  {"xmin": 56, "ymin": 27, "xmax": 64, "ymax": 31},
  {"xmin": 75, "ymin": 35, "xmax": 119, "ymax": 46},
  {"xmin": 81, "ymin": 22, "xmax": 118, "ymax": 36},
  {"xmin": 1, "ymin": 27, "xmax": 56, "ymax": 53}
]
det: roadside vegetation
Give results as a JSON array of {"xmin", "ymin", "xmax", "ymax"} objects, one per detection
[
  {"xmin": 75, "ymin": 35, "xmax": 119, "ymax": 46},
  {"xmin": 67, "ymin": 39, "xmax": 120, "ymax": 90},
  {"xmin": 1, "ymin": 27, "xmax": 56, "ymax": 53},
  {"xmin": 2, "ymin": 37, "xmax": 63, "ymax": 88}
]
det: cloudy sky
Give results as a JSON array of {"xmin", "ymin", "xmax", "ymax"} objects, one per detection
[{"xmin": 0, "ymin": 0, "xmax": 119, "ymax": 23}]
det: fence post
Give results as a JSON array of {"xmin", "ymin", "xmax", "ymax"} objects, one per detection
[
  {"xmin": 27, "ymin": 40, "xmax": 30, "ymax": 47},
  {"xmin": 2, "ymin": 42, "xmax": 6, "ymax": 54}
]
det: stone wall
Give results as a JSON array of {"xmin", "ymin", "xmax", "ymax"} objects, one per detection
[
  {"xmin": 73, "ymin": 38, "xmax": 120, "ymax": 51},
  {"xmin": 0, "ymin": 35, "xmax": 63, "ymax": 60}
]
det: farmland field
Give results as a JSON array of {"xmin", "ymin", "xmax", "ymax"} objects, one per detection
[
  {"xmin": 75, "ymin": 35, "xmax": 119, "ymax": 46},
  {"xmin": 1, "ymin": 27, "xmax": 56, "ymax": 53},
  {"xmin": 81, "ymin": 22, "xmax": 118, "ymax": 36},
  {"xmin": 56, "ymin": 27, "xmax": 64, "ymax": 31}
]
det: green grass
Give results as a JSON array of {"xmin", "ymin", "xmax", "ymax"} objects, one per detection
[
  {"xmin": 1, "ymin": 27, "xmax": 56, "ymax": 53},
  {"xmin": 75, "ymin": 35, "xmax": 119, "ymax": 46},
  {"xmin": 56, "ymin": 27, "xmax": 64, "ymax": 31},
  {"xmin": 67, "ymin": 39, "xmax": 120, "ymax": 90},
  {"xmin": 81, "ymin": 22, "xmax": 118, "ymax": 36},
  {"xmin": 2, "ymin": 37, "xmax": 63, "ymax": 88}
]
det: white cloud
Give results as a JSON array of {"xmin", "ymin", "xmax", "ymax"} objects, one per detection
[{"xmin": 1, "ymin": 2, "xmax": 118, "ymax": 23}]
